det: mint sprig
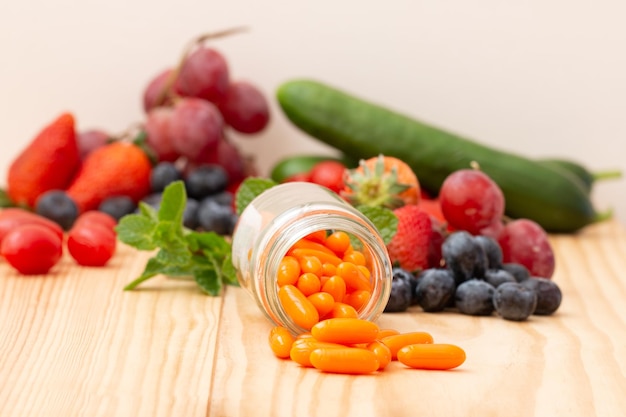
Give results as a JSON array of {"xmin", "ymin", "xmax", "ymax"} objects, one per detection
[{"xmin": 115, "ymin": 180, "xmax": 237, "ymax": 295}]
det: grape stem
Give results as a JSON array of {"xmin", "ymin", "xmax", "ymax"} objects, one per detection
[
  {"xmin": 154, "ymin": 26, "xmax": 250, "ymax": 107},
  {"xmin": 592, "ymin": 169, "xmax": 622, "ymax": 182}
]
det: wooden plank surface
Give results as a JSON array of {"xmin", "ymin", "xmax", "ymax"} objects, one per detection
[{"xmin": 1, "ymin": 221, "xmax": 626, "ymax": 417}]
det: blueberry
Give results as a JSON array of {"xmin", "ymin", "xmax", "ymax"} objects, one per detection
[
  {"xmin": 384, "ymin": 272, "xmax": 412, "ymax": 313},
  {"xmin": 502, "ymin": 263, "xmax": 531, "ymax": 283},
  {"xmin": 455, "ymin": 279, "xmax": 495, "ymax": 316},
  {"xmin": 141, "ymin": 192, "xmax": 163, "ymax": 210},
  {"xmin": 35, "ymin": 190, "xmax": 78, "ymax": 230},
  {"xmin": 98, "ymin": 196, "xmax": 137, "ymax": 221},
  {"xmin": 414, "ymin": 268, "xmax": 456, "ymax": 312},
  {"xmin": 493, "ymin": 282, "xmax": 538, "ymax": 321},
  {"xmin": 474, "ymin": 235, "xmax": 503, "ymax": 269},
  {"xmin": 442, "ymin": 231, "xmax": 486, "ymax": 284},
  {"xmin": 183, "ymin": 198, "xmax": 200, "ymax": 230},
  {"xmin": 392, "ymin": 267, "xmax": 419, "ymax": 305},
  {"xmin": 202, "ymin": 191, "xmax": 233, "ymax": 207},
  {"xmin": 198, "ymin": 199, "xmax": 237, "ymax": 235},
  {"xmin": 185, "ymin": 164, "xmax": 229, "ymax": 200},
  {"xmin": 150, "ymin": 162, "xmax": 182, "ymax": 192},
  {"xmin": 483, "ymin": 268, "xmax": 516, "ymax": 288},
  {"xmin": 520, "ymin": 277, "xmax": 562, "ymax": 315}
]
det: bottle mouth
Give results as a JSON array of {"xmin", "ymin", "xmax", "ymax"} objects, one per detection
[{"xmin": 254, "ymin": 206, "xmax": 393, "ymax": 334}]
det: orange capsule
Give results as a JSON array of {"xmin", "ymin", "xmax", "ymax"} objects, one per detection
[
  {"xmin": 381, "ymin": 332, "xmax": 434, "ymax": 360},
  {"xmin": 357, "ymin": 265, "xmax": 371, "ymax": 280},
  {"xmin": 321, "ymin": 275, "xmax": 347, "ymax": 303},
  {"xmin": 291, "ymin": 248, "xmax": 343, "ymax": 266},
  {"xmin": 397, "ymin": 343, "xmax": 466, "ymax": 370},
  {"xmin": 290, "ymin": 237, "xmax": 337, "ymax": 255},
  {"xmin": 328, "ymin": 302, "xmax": 359, "ymax": 319},
  {"xmin": 336, "ymin": 262, "xmax": 372, "ymax": 292},
  {"xmin": 343, "ymin": 289, "xmax": 371, "ymax": 311},
  {"xmin": 376, "ymin": 328, "xmax": 401, "ymax": 339},
  {"xmin": 321, "ymin": 262, "xmax": 337, "ymax": 277},
  {"xmin": 311, "ymin": 318, "xmax": 380, "ymax": 345},
  {"xmin": 310, "ymin": 347, "xmax": 380, "ymax": 375},
  {"xmin": 307, "ymin": 292, "xmax": 335, "ymax": 318},
  {"xmin": 268, "ymin": 326, "xmax": 296, "ymax": 359},
  {"xmin": 324, "ymin": 231, "xmax": 351, "ymax": 255},
  {"xmin": 296, "ymin": 272, "xmax": 322, "ymax": 296},
  {"xmin": 304, "ymin": 230, "xmax": 327, "ymax": 243},
  {"xmin": 298, "ymin": 255, "xmax": 323, "ymax": 275},
  {"xmin": 343, "ymin": 250, "xmax": 366, "ymax": 266},
  {"xmin": 278, "ymin": 285, "xmax": 320, "ymax": 330},
  {"xmin": 367, "ymin": 340, "xmax": 392, "ymax": 370},
  {"xmin": 277, "ymin": 256, "xmax": 301, "ymax": 287},
  {"xmin": 289, "ymin": 338, "xmax": 344, "ymax": 367}
]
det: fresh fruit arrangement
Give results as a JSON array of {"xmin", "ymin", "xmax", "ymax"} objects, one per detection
[
  {"xmin": 269, "ymin": 154, "xmax": 563, "ymax": 321},
  {"xmin": 0, "ymin": 28, "xmax": 269, "ymax": 276}
]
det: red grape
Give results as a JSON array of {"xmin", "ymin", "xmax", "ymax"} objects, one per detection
[
  {"xmin": 143, "ymin": 68, "xmax": 175, "ymax": 112},
  {"xmin": 217, "ymin": 81, "xmax": 270, "ymax": 134},
  {"xmin": 77, "ymin": 129, "xmax": 110, "ymax": 160},
  {"xmin": 439, "ymin": 169, "xmax": 505, "ymax": 235},
  {"xmin": 145, "ymin": 106, "xmax": 179, "ymax": 162},
  {"xmin": 176, "ymin": 47, "xmax": 229, "ymax": 103},
  {"xmin": 308, "ymin": 160, "xmax": 346, "ymax": 193},
  {"xmin": 169, "ymin": 98, "xmax": 223, "ymax": 160},
  {"xmin": 498, "ymin": 219, "xmax": 555, "ymax": 278}
]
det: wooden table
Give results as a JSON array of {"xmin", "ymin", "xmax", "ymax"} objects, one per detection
[{"xmin": 1, "ymin": 220, "xmax": 626, "ymax": 417}]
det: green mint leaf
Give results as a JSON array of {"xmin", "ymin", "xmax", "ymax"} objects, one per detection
[
  {"xmin": 235, "ymin": 177, "xmax": 278, "ymax": 215},
  {"xmin": 194, "ymin": 266, "xmax": 223, "ymax": 296},
  {"xmin": 152, "ymin": 221, "xmax": 190, "ymax": 265},
  {"xmin": 187, "ymin": 230, "xmax": 231, "ymax": 256},
  {"xmin": 0, "ymin": 188, "xmax": 15, "ymax": 208},
  {"xmin": 158, "ymin": 181, "xmax": 186, "ymax": 223},
  {"xmin": 356, "ymin": 205, "xmax": 398, "ymax": 245},
  {"xmin": 115, "ymin": 214, "xmax": 158, "ymax": 250},
  {"xmin": 220, "ymin": 252, "xmax": 239, "ymax": 286},
  {"xmin": 139, "ymin": 201, "xmax": 159, "ymax": 221}
]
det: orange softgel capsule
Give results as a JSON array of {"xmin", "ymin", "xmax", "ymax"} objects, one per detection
[
  {"xmin": 268, "ymin": 326, "xmax": 296, "ymax": 359},
  {"xmin": 397, "ymin": 343, "xmax": 466, "ymax": 370},
  {"xmin": 381, "ymin": 332, "xmax": 435, "ymax": 359},
  {"xmin": 278, "ymin": 285, "xmax": 319, "ymax": 330},
  {"xmin": 311, "ymin": 318, "xmax": 380, "ymax": 345},
  {"xmin": 309, "ymin": 347, "xmax": 380, "ymax": 375}
]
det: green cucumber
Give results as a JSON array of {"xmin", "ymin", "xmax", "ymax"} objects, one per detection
[
  {"xmin": 270, "ymin": 154, "xmax": 358, "ymax": 183},
  {"xmin": 538, "ymin": 158, "xmax": 622, "ymax": 193},
  {"xmin": 276, "ymin": 79, "xmax": 604, "ymax": 233}
]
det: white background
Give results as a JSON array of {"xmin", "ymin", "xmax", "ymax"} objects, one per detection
[{"xmin": 1, "ymin": 0, "xmax": 624, "ymax": 226}]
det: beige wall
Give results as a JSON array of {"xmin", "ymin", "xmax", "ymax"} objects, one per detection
[{"xmin": 1, "ymin": 0, "xmax": 624, "ymax": 225}]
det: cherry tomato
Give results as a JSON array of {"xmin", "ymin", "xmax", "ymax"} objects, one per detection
[
  {"xmin": 67, "ymin": 223, "xmax": 117, "ymax": 266},
  {"xmin": 308, "ymin": 160, "xmax": 347, "ymax": 193},
  {"xmin": 1, "ymin": 224, "xmax": 63, "ymax": 275}
]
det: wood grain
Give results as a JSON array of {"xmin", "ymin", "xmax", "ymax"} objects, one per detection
[
  {"xmin": 1, "ymin": 222, "xmax": 626, "ymax": 417},
  {"xmin": 0, "ymin": 245, "xmax": 223, "ymax": 417}
]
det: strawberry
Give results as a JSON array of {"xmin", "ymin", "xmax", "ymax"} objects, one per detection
[
  {"xmin": 7, "ymin": 113, "xmax": 80, "ymax": 207},
  {"xmin": 342, "ymin": 154, "xmax": 420, "ymax": 209},
  {"xmin": 66, "ymin": 142, "xmax": 152, "ymax": 213},
  {"xmin": 386, "ymin": 205, "xmax": 432, "ymax": 273}
]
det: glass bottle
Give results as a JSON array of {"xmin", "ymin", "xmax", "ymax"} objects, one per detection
[{"xmin": 231, "ymin": 182, "xmax": 392, "ymax": 334}]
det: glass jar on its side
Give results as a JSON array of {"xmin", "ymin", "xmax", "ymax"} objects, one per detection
[{"xmin": 231, "ymin": 182, "xmax": 393, "ymax": 334}]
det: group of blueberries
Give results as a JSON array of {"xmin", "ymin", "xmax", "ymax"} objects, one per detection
[
  {"xmin": 384, "ymin": 231, "xmax": 562, "ymax": 321},
  {"xmin": 145, "ymin": 162, "xmax": 239, "ymax": 235}
]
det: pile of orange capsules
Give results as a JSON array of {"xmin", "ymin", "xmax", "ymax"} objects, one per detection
[{"xmin": 269, "ymin": 230, "xmax": 466, "ymax": 375}]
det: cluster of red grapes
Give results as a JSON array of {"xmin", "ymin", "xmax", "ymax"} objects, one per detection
[
  {"xmin": 77, "ymin": 28, "xmax": 269, "ymax": 189},
  {"xmin": 438, "ymin": 167, "xmax": 555, "ymax": 279},
  {"xmin": 142, "ymin": 28, "xmax": 269, "ymax": 186}
]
